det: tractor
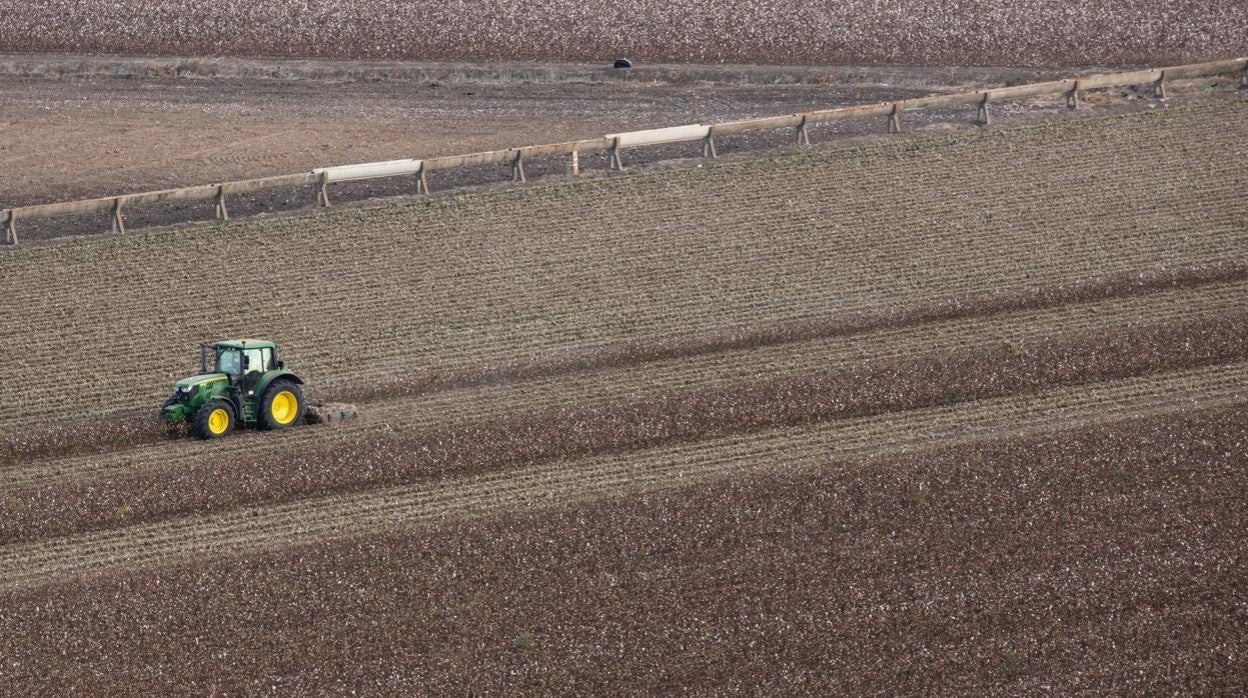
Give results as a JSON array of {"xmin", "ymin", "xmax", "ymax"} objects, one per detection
[{"xmin": 161, "ymin": 339, "xmax": 306, "ymax": 439}]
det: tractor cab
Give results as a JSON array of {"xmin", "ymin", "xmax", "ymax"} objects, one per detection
[
  {"xmin": 162, "ymin": 339, "xmax": 306, "ymax": 439},
  {"xmin": 209, "ymin": 340, "xmax": 280, "ymax": 391}
]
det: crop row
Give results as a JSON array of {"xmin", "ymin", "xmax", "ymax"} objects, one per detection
[
  {"xmin": 1, "ymin": 311, "xmax": 1244, "ymax": 545},
  {"xmin": 3, "ymin": 271, "xmax": 1243, "ymax": 476},
  {"xmin": 1, "ymin": 0, "xmax": 1242, "ymax": 65},
  {"xmin": 1, "ymin": 398, "xmax": 1243, "ymax": 692},
  {"xmin": 1, "ymin": 103, "xmax": 1244, "ymax": 428},
  {"xmin": 3, "ymin": 360, "xmax": 1244, "ymax": 587}
]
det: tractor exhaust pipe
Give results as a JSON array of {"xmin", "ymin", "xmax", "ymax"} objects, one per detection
[{"xmin": 199, "ymin": 344, "xmax": 208, "ymax": 374}]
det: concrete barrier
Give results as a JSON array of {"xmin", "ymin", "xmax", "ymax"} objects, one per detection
[
  {"xmin": 315, "ymin": 159, "xmax": 423, "ymax": 182},
  {"xmin": 607, "ymin": 124, "xmax": 709, "ymax": 148}
]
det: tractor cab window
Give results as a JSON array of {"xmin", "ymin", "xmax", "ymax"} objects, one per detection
[
  {"xmin": 260, "ymin": 348, "xmax": 274, "ymax": 371},
  {"xmin": 215, "ymin": 349, "xmax": 242, "ymax": 375},
  {"xmin": 243, "ymin": 348, "xmax": 265, "ymax": 373}
]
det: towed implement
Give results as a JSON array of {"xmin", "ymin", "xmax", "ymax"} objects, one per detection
[{"xmin": 161, "ymin": 339, "xmax": 354, "ymax": 439}]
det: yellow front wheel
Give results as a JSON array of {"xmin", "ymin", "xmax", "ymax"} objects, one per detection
[
  {"xmin": 259, "ymin": 380, "xmax": 305, "ymax": 430},
  {"xmin": 193, "ymin": 400, "xmax": 235, "ymax": 440},
  {"xmin": 208, "ymin": 408, "xmax": 230, "ymax": 434}
]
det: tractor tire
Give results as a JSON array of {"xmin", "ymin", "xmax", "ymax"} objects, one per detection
[
  {"xmin": 192, "ymin": 400, "xmax": 235, "ymax": 440},
  {"xmin": 258, "ymin": 379, "xmax": 306, "ymax": 431}
]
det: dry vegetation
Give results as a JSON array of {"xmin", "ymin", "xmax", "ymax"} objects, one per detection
[
  {"xmin": 1, "ymin": 403, "xmax": 1243, "ymax": 693},
  {"xmin": 1, "ymin": 0, "xmax": 1243, "ymax": 65}
]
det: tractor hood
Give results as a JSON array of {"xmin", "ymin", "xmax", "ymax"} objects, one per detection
[{"xmin": 173, "ymin": 373, "xmax": 229, "ymax": 390}]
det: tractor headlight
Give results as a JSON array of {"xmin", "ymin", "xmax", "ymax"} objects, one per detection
[{"xmin": 179, "ymin": 386, "xmax": 193, "ymax": 393}]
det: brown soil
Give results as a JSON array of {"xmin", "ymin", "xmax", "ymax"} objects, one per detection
[
  {"xmin": 1, "ymin": 90, "xmax": 1244, "ymax": 691},
  {"xmin": 3, "ymin": 310, "xmax": 1244, "ymax": 545},
  {"xmin": 6, "ymin": 261, "xmax": 1241, "ymax": 465},
  {"xmin": 4, "ymin": 361, "xmax": 1244, "ymax": 588},
  {"xmin": 3, "ymin": 101, "xmax": 1244, "ymax": 432},
  {"xmin": 1, "ymin": 402, "xmax": 1243, "ymax": 693}
]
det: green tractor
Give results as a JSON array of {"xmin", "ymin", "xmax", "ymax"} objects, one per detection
[{"xmin": 161, "ymin": 339, "xmax": 306, "ymax": 439}]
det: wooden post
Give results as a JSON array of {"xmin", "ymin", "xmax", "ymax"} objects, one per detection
[
  {"xmin": 416, "ymin": 163, "xmax": 429, "ymax": 194},
  {"xmin": 976, "ymin": 93, "xmax": 991, "ymax": 126},
  {"xmin": 2, "ymin": 210, "xmax": 15, "ymax": 246},
  {"xmin": 214, "ymin": 185, "xmax": 229, "ymax": 220},
  {"xmin": 702, "ymin": 129, "xmax": 718, "ymax": 159},
  {"xmin": 1154, "ymin": 70, "xmax": 1167, "ymax": 99},
  {"xmin": 571, "ymin": 148, "xmax": 580, "ymax": 175},
  {"xmin": 795, "ymin": 116, "xmax": 811, "ymax": 146},
  {"xmin": 609, "ymin": 136, "xmax": 624, "ymax": 171},
  {"xmin": 110, "ymin": 198, "xmax": 126, "ymax": 234},
  {"xmin": 1066, "ymin": 81, "xmax": 1081, "ymax": 110},
  {"xmin": 887, "ymin": 103, "xmax": 902, "ymax": 134},
  {"xmin": 511, "ymin": 150, "xmax": 527, "ymax": 183},
  {"xmin": 316, "ymin": 171, "xmax": 331, "ymax": 207}
]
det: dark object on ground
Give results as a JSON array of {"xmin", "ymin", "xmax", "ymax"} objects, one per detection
[
  {"xmin": 305, "ymin": 401, "xmax": 358, "ymax": 425},
  {"xmin": 614, "ymin": 58, "xmax": 633, "ymax": 69}
]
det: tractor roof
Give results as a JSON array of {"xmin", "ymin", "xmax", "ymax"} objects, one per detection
[{"xmin": 214, "ymin": 339, "xmax": 276, "ymax": 350}]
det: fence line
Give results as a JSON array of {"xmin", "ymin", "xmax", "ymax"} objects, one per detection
[{"xmin": 3, "ymin": 57, "xmax": 1245, "ymax": 245}]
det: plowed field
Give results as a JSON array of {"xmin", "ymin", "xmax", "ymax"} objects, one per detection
[
  {"xmin": 2, "ymin": 0, "xmax": 1243, "ymax": 65},
  {"xmin": 2, "ymin": 102, "xmax": 1244, "ymax": 429},
  {"xmin": 1, "ymin": 99, "xmax": 1245, "ymax": 692},
  {"xmin": 2, "ymin": 401, "xmax": 1245, "ymax": 693}
]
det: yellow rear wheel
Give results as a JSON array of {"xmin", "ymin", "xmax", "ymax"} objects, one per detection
[
  {"xmin": 270, "ymin": 390, "xmax": 298, "ymax": 425},
  {"xmin": 258, "ymin": 380, "xmax": 305, "ymax": 430}
]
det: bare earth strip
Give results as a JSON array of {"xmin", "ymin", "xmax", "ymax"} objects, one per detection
[
  {"xmin": 5, "ymin": 276, "xmax": 1244, "ymax": 486},
  {"xmin": 1, "ymin": 102, "xmax": 1245, "ymax": 429},
  {"xmin": 2, "ymin": 361, "xmax": 1242, "ymax": 587}
]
